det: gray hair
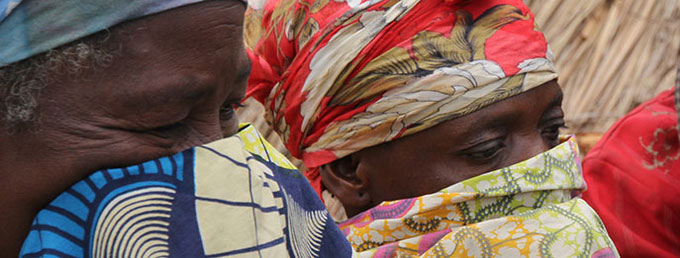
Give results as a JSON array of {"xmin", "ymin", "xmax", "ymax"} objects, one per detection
[{"xmin": 0, "ymin": 30, "xmax": 114, "ymax": 130}]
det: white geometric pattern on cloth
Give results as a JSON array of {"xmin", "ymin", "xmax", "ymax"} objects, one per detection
[
  {"xmin": 18, "ymin": 123, "xmax": 353, "ymax": 257},
  {"xmin": 285, "ymin": 189, "xmax": 329, "ymax": 258},
  {"xmin": 194, "ymin": 136, "xmax": 289, "ymax": 257},
  {"xmin": 234, "ymin": 123, "xmax": 357, "ymax": 257},
  {"xmin": 91, "ymin": 186, "xmax": 175, "ymax": 258}
]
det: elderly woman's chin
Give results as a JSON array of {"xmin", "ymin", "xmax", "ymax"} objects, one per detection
[{"xmin": 321, "ymin": 80, "xmax": 565, "ymax": 217}]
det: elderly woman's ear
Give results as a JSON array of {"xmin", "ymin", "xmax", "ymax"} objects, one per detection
[{"xmin": 320, "ymin": 155, "xmax": 372, "ymax": 215}]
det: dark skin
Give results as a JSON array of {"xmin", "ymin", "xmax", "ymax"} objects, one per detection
[
  {"xmin": 0, "ymin": 1, "xmax": 249, "ymax": 255},
  {"xmin": 321, "ymin": 81, "xmax": 566, "ymax": 218}
]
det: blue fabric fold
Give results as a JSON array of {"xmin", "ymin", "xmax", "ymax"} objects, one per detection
[{"xmin": 0, "ymin": 0, "xmax": 206, "ymax": 67}]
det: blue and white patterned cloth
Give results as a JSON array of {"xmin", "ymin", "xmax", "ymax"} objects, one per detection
[
  {"xmin": 0, "ymin": 0, "xmax": 243, "ymax": 67},
  {"xmin": 19, "ymin": 124, "xmax": 354, "ymax": 257}
]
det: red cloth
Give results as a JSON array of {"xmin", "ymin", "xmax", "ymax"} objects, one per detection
[{"xmin": 582, "ymin": 88, "xmax": 680, "ymax": 257}]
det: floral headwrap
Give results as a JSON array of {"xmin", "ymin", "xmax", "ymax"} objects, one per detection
[
  {"xmin": 246, "ymin": 0, "xmax": 558, "ymax": 194},
  {"xmin": 0, "ymin": 0, "xmax": 246, "ymax": 67}
]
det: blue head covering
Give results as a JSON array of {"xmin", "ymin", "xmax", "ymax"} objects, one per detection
[{"xmin": 0, "ymin": 0, "xmax": 241, "ymax": 67}]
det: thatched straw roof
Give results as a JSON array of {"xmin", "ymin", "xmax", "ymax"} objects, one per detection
[
  {"xmin": 526, "ymin": 0, "xmax": 680, "ymax": 133},
  {"xmin": 238, "ymin": 0, "xmax": 680, "ymax": 160}
]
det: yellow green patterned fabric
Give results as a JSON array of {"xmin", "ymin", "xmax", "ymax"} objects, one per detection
[
  {"xmin": 239, "ymin": 123, "xmax": 297, "ymax": 170},
  {"xmin": 339, "ymin": 136, "xmax": 618, "ymax": 257}
]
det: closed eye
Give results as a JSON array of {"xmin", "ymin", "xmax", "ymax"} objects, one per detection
[
  {"xmin": 219, "ymin": 102, "xmax": 245, "ymax": 122},
  {"xmin": 152, "ymin": 121, "xmax": 186, "ymax": 134},
  {"xmin": 542, "ymin": 120, "xmax": 567, "ymax": 147},
  {"xmin": 460, "ymin": 137, "xmax": 506, "ymax": 164}
]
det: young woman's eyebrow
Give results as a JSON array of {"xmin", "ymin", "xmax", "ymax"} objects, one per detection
[
  {"xmin": 548, "ymin": 90, "xmax": 564, "ymax": 107},
  {"xmin": 539, "ymin": 90, "xmax": 565, "ymax": 121},
  {"xmin": 449, "ymin": 114, "xmax": 510, "ymax": 149}
]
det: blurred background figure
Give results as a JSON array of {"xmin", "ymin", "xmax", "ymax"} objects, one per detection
[{"xmin": 581, "ymin": 64, "xmax": 680, "ymax": 257}]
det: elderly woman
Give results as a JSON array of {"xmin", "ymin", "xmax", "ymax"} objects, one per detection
[
  {"xmin": 246, "ymin": 0, "xmax": 619, "ymax": 256},
  {"xmin": 0, "ymin": 0, "xmax": 352, "ymax": 257}
]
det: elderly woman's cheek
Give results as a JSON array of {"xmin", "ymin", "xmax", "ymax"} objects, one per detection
[{"xmin": 220, "ymin": 114, "xmax": 240, "ymax": 137}]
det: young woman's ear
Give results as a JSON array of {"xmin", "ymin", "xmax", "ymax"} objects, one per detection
[{"xmin": 319, "ymin": 155, "xmax": 371, "ymax": 217}]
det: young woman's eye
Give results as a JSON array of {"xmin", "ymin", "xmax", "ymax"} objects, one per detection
[
  {"xmin": 462, "ymin": 140, "xmax": 506, "ymax": 162},
  {"xmin": 542, "ymin": 122, "xmax": 567, "ymax": 146}
]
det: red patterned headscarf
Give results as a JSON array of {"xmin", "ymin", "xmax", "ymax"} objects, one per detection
[{"xmin": 245, "ymin": 0, "xmax": 557, "ymax": 195}]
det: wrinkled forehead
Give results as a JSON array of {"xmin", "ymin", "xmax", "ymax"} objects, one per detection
[{"xmin": 0, "ymin": 0, "xmax": 247, "ymax": 68}]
